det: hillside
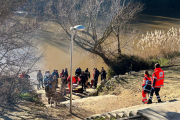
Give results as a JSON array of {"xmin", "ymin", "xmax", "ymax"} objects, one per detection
[{"xmin": 1, "ymin": 65, "xmax": 180, "ymax": 119}]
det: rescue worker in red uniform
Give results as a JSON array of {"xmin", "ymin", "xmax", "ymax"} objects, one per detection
[
  {"xmin": 147, "ymin": 63, "xmax": 164, "ymax": 104},
  {"xmin": 141, "ymin": 71, "xmax": 151, "ymax": 104}
]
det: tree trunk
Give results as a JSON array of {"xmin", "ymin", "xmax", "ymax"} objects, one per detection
[{"xmin": 117, "ymin": 25, "xmax": 121, "ymax": 54}]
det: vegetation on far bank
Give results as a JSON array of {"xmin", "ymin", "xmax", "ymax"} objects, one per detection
[{"xmin": 107, "ymin": 27, "xmax": 180, "ymax": 78}]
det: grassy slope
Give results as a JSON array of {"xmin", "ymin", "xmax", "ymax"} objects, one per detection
[{"xmin": 100, "ymin": 66, "xmax": 180, "ymax": 103}]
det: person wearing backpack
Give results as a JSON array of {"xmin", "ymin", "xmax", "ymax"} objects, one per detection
[
  {"xmin": 44, "ymin": 72, "xmax": 53, "ymax": 104},
  {"xmin": 141, "ymin": 70, "xmax": 152, "ymax": 104}
]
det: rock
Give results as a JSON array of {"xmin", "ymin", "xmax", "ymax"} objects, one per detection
[
  {"xmin": 88, "ymin": 89, "xmax": 98, "ymax": 96},
  {"xmin": 100, "ymin": 80, "xmax": 105, "ymax": 87},
  {"xmin": 134, "ymin": 95, "xmax": 137, "ymax": 96}
]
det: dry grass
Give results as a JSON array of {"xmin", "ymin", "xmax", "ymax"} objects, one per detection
[{"xmin": 137, "ymin": 27, "xmax": 180, "ymax": 58}]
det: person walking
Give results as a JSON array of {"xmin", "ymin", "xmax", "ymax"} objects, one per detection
[
  {"xmin": 141, "ymin": 71, "xmax": 152, "ymax": 104},
  {"xmin": 100, "ymin": 67, "xmax": 107, "ymax": 81},
  {"xmin": 44, "ymin": 73, "xmax": 55, "ymax": 104},
  {"xmin": 147, "ymin": 63, "xmax": 164, "ymax": 104},
  {"xmin": 93, "ymin": 68, "xmax": 100, "ymax": 89},
  {"xmin": 37, "ymin": 70, "xmax": 44, "ymax": 89},
  {"xmin": 80, "ymin": 71, "xmax": 86, "ymax": 91}
]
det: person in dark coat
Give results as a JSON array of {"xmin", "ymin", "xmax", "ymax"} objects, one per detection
[
  {"xmin": 55, "ymin": 70, "xmax": 59, "ymax": 88},
  {"xmin": 80, "ymin": 71, "xmax": 86, "ymax": 91},
  {"xmin": 75, "ymin": 66, "xmax": 82, "ymax": 76},
  {"xmin": 85, "ymin": 68, "xmax": 90, "ymax": 87},
  {"xmin": 100, "ymin": 67, "xmax": 107, "ymax": 81},
  {"xmin": 93, "ymin": 68, "xmax": 99, "ymax": 89},
  {"xmin": 64, "ymin": 68, "xmax": 68, "ymax": 78}
]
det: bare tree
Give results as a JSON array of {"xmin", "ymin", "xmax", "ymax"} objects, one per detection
[
  {"xmin": 0, "ymin": 0, "xmax": 44, "ymax": 105},
  {"xmin": 42, "ymin": 0, "xmax": 143, "ymax": 66},
  {"xmin": 110, "ymin": 1, "xmax": 143, "ymax": 54}
]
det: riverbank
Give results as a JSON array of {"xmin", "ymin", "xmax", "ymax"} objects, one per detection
[{"xmin": 1, "ymin": 65, "xmax": 180, "ymax": 119}]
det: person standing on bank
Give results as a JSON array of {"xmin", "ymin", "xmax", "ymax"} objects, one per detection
[
  {"xmin": 37, "ymin": 70, "xmax": 44, "ymax": 89},
  {"xmin": 147, "ymin": 63, "xmax": 164, "ymax": 104},
  {"xmin": 75, "ymin": 66, "xmax": 82, "ymax": 76},
  {"xmin": 55, "ymin": 70, "xmax": 59, "ymax": 88},
  {"xmin": 85, "ymin": 68, "xmax": 90, "ymax": 87},
  {"xmin": 80, "ymin": 71, "xmax": 86, "ymax": 91},
  {"xmin": 93, "ymin": 68, "xmax": 100, "ymax": 89},
  {"xmin": 100, "ymin": 67, "xmax": 107, "ymax": 81}
]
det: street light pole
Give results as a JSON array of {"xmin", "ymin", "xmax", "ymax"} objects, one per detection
[
  {"xmin": 70, "ymin": 25, "xmax": 85, "ymax": 113},
  {"xmin": 70, "ymin": 28, "xmax": 74, "ymax": 113}
]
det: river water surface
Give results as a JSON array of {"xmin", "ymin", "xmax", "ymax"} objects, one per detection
[{"xmin": 33, "ymin": 14, "xmax": 180, "ymax": 82}]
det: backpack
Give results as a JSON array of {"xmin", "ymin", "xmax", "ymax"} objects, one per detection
[{"xmin": 143, "ymin": 77, "xmax": 152, "ymax": 93}]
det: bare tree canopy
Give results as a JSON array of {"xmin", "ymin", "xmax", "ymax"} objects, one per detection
[
  {"xmin": 0, "ymin": 0, "xmax": 43, "ymax": 76},
  {"xmin": 38, "ymin": 0, "xmax": 143, "ymax": 66}
]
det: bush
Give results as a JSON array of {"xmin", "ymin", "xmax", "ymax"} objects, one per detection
[
  {"xmin": 19, "ymin": 91, "xmax": 40, "ymax": 103},
  {"xmin": 0, "ymin": 76, "xmax": 33, "ymax": 104},
  {"xmin": 107, "ymin": 54, "xmax": 156, "ymax": 78}
]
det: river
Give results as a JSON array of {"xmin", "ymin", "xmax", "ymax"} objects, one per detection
[{"xmin": 30, "ymin": 13, "xmax": 180, "ymax": 85}]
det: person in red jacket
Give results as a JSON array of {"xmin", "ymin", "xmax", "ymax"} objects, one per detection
[
  {"xmin": 147, "ymin": 63, "xmax": 164, "ymax": 104},
  {"xmin": 141, "ymin": 71, "xmax": 151, "ymax": 104},
  {"xmin": 67, "ymin": 75, "xmax": 71, "ymax": 92},
  {"xmin": 91, "ymin": 68, "xmax": 95, "ymax": 87}
]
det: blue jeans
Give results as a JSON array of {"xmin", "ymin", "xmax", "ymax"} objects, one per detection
[{"xmin": 38, "ymin": 78, "xmax": 44, "ymax": 88}]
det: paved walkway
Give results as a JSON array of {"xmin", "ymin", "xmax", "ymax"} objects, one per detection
[{"xmin": 86, "ymin": 99, "xmax": 180, "ymax": 120}]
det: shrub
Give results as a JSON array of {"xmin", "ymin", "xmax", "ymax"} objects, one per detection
[
  {"xmin": 0, "ymin": 76, "xmax": 33, "ymax": 104},
  {"xmin": 107, "ymin": 54, "xmax": 156, "ymax": 78},
  {"xmin": 19, "ymin": 91, "xmax": 40, "ymax": 103}
]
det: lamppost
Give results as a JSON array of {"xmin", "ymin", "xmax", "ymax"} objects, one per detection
[{"xmin": 70, "ymin": 25, "xmax": 85, "ymax": 113}]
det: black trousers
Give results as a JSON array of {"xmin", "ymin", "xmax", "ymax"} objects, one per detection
[
  {"xmin": 82, "ymin": 81, "xmax": 86, "ymax": 90},
  {"xmin": 93, "ymin": 79, "xmax": 98, "ymax": 88},
  {"xmin": 149, "ymin": 88, "xmax": 161, "ymax": 101}
]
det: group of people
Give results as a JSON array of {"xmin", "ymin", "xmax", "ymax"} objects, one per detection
[
  {"xmin": 36, "ymin": 67, "xmax": 107, "ymax": 104},
  {"xmin": 141, "ymin": 63, "xmax": 164, "ymax": 104}
]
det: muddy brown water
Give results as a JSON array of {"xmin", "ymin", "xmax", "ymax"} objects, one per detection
[{"xmin": 35, "ymin": 14, "xmax": 180, "ymax": 81}]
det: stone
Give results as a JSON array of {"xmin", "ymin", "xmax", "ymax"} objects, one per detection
[
  {"xmin": 110, "ymin": 113, "xmax": 116, "ymax": 119},
  {"xmin": 116, "ymin": 112, "xmax": 124, "ymax": 118},
  {"xmin": 88, "ymin": 89, "xmax": 98, "ymax": 96},
  {"xmin": 100, "ymin": 80, "xmax": 105, "ymax": 87}
]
